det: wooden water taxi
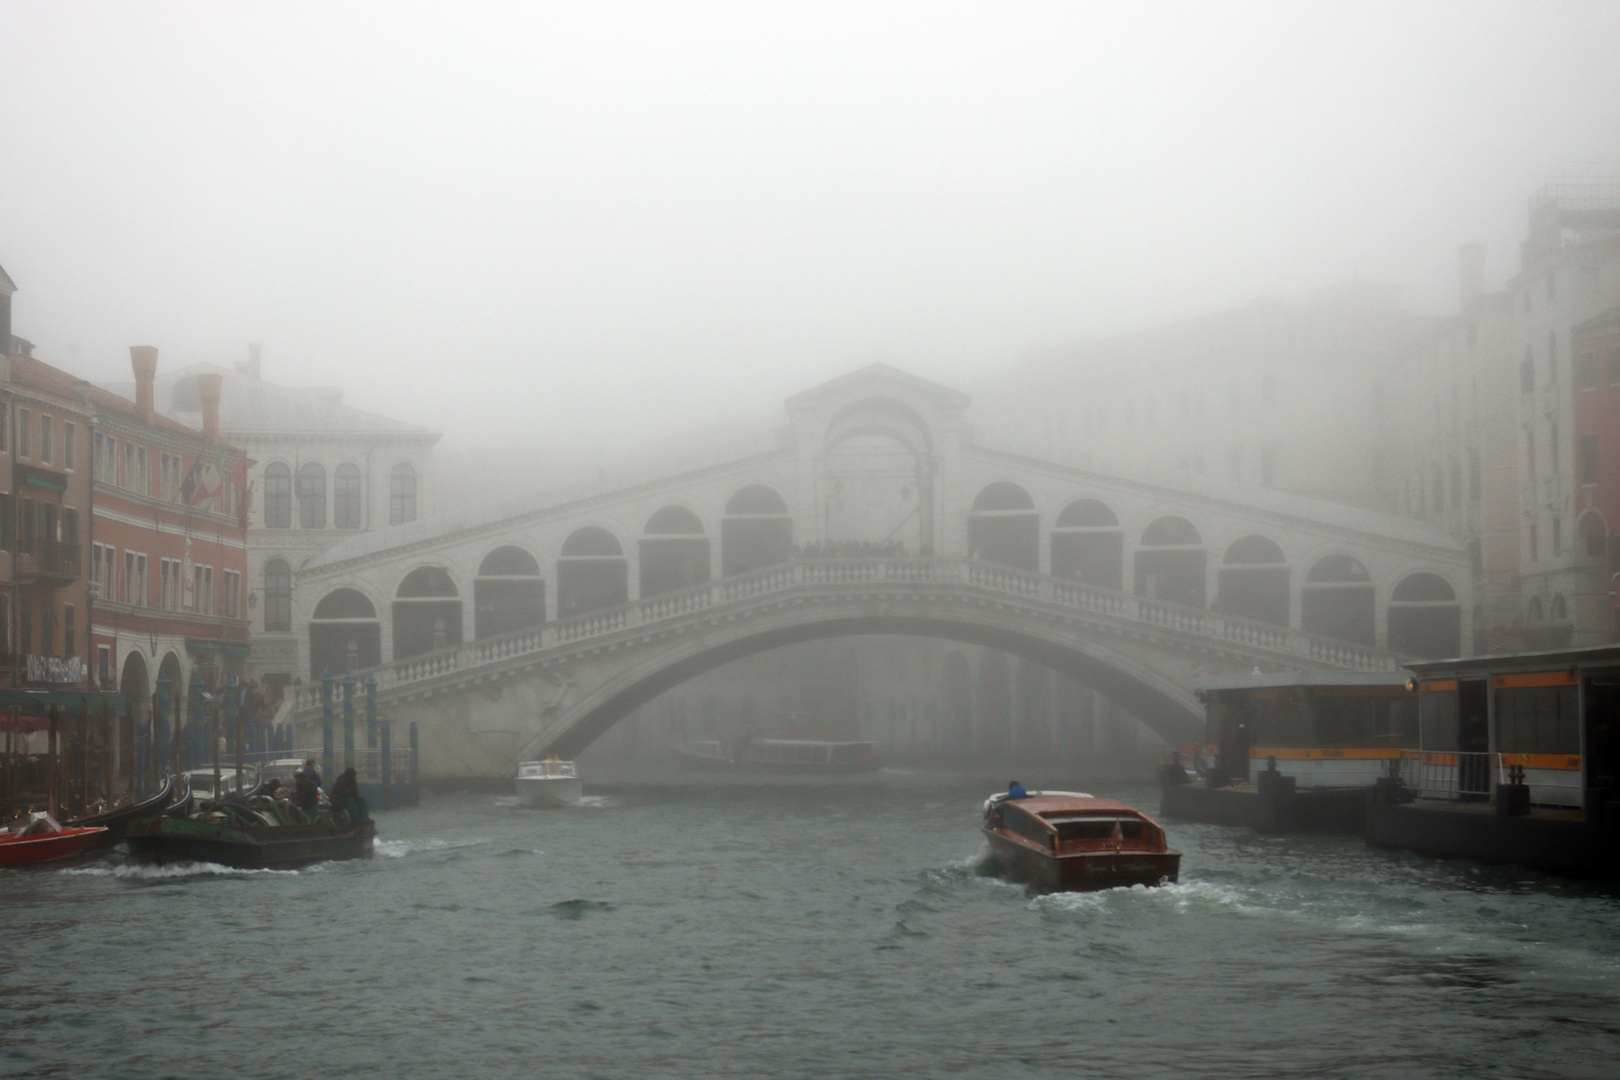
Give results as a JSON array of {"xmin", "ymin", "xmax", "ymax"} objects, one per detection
[{"xmin": 980, "ymin": 791, "xmax": 1180, "ymax": 891}]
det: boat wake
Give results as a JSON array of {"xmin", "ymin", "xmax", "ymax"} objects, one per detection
[
  {"xmin": 373, "ymin": 836, "xmax": 491, "ymax": 859},
  {"xmin": 577, "ymin": 795, "xmax": 617, "ymax": 809},
  {"xmin": 62, "ymin": 860, "xmax": 301, "ymax": 880}
]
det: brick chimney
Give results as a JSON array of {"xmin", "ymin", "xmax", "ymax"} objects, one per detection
[
  {"xmin": 130, "ymin": 345, "xmax": 158, "ymax": 415},
  {"xmin": 197, "ymin": 371, "xmax": 223, "ymax": 443}
]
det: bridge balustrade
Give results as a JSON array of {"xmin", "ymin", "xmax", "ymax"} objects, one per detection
[{"xmin": 291, "ymin": 556, "xmax": 1400, "ymax": 717}]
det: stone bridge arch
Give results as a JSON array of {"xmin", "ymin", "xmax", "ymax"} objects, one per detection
[{"xmin": 520, "ymin": 603, "xmax": 1205, "ymax": 761}]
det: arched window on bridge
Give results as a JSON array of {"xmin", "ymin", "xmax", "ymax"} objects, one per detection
[
  {"xmin": 1387, "ymin": 572, "xmax": 1461, "ymax": 659},
  {"xmin": 1050, "ymin": 498, "xmax": 1122, "ymax": 589},
  {"xmin": 968, "ymin": 482, "xmax": 1038, "ymax": 572},
  {"xmin": 721, "ymin": 485, "xmax": 793, "ymax": 577},
  {"xmin": 640, "ymin": 506, "xmax": 710, "ymax": 597},
  {"xmin": 1214, "ymin": 534, "xmax": 1289, "ymax": 626},
  {"xmin": 474, "ymin": 546, "xmax": 545, "ymax": 639},
  {"xmin": 1134, "ymin": 516, "xmax": 1205, "ymax": 608},
  {"xmin": 298, "ymin": 462, "xmax": 326, "ymax": 530},
  {"xmin": 392, "ymin": 567, "xmax": 463, "ymax": 661},
  {"xmin": 309, "ymin": 588, "xmax": 381, "ymax": 678},
  {"xmin": 263, "ymin": 463, "xmax": 292, "ymax": 529},
  {"xmin": 262, "ymin": 558, "xmax": 292, "ymax": 632},
  {"xmin": 557, "ymin": 527, "xmax": 628, "ymax": 617},
  {"xmin": 1301, "ymin": 554, "xmax": 1375, "ymax": 646}
]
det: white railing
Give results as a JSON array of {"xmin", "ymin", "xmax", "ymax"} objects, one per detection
[{"xmin": 293, "ymin": 557, "xmax": 1400, "ymax": 718}]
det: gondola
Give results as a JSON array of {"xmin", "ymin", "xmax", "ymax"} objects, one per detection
[{"xmin": 63, "ymin": 777, "xmax": 178, "ymax": 849}]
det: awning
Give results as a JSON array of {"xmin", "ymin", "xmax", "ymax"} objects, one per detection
[{"xmin": 0, "ymin": 689, "xmax": 127, "ymax": 719}]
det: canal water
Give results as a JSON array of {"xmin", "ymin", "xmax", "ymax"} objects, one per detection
[{"xmin": 4, "ymin": 775, "xmax": 1620, "ymax": 1079}]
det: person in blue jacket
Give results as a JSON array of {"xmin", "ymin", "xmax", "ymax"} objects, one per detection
[{"xmin": 1007, "ymin": 779, "xmax": 1028, "ymax": 799}]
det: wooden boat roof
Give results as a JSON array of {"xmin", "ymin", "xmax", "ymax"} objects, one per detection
[{"xmin": 1013, "ymin": 795, "xmax": 1144, "ymax": 817}]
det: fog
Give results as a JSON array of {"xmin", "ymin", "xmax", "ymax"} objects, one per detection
[{"xmin": 2, "ymin": 2, "xmax": 1618, "ymax": 456}]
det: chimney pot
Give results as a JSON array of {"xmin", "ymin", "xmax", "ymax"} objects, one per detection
[
  {"xmin": 197, "ymin": 372, "xmax": 223, "ymax": 443},
  {"xmin": 130, "ymin": 345, "xmax": 158, "ymax": 414}
]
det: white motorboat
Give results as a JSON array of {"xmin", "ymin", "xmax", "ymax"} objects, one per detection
[
  {"xmin": 181, "ymin": 765, "xmax": 259, "ymax": 803},
  {"xmin": 514, "ymin": 758, "xmax": 582, "ymax": 808}
]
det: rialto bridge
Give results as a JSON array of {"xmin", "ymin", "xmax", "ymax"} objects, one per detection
[{"xmin": 286, "ymin": 366, "xmax": 1470, "ymax": 779}]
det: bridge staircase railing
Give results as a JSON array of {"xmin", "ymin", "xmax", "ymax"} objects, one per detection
[{"xmin": 291, "ymin": 556, "xmax": 1399, "ymax": 719}]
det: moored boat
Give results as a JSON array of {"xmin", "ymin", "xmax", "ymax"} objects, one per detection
[
  {"xmin": 673, "ymin": 737, "xmax": 880, "ymax": 775},
  {"xmin": 0, "ymin": 814, "xmax": 108, "ymax": 867},
  {"xmin": 125, "ymin": 797, "xmax": 375, "ymax": 869},
  {"xmin": 515, "ymin": 757, "xmax": 582, "ymax": 807},
  {"xmin": 980, "ymin": 791, "xmax": 1181, "ymax": 891}
]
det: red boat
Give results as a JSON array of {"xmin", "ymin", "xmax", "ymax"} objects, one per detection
[
  {"xmin": 0, "ymin": 816, "xmax": 109, "ymax": 867},
  {"xmin": 980, "ymin": 791, "xmax": 1181, "ymax": 891}
]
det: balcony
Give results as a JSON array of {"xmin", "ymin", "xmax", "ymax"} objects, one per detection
[{"xmin": 15, "ymin": 541, "xmax": 82, "ymax": 586}]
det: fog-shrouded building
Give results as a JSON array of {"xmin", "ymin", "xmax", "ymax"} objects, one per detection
[
  {"xmin": 1395, "ymin": 168, "xmax": 1620, "ymax": 651},
  {"xmin": 972, "ymin": 281, "xmax": 1443, "ymax": 516},
  {"xmin": 104, "ymin": 347, "xmax": 440, "ymax": 700}
]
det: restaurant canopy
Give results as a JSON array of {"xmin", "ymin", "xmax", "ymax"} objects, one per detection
[{"xmin": 0, "ymin": 690, "xmax": 127, "ymax": 731}]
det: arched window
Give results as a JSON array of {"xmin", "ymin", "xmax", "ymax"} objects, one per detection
[
  {"xmin": 558, "ymin": 527, "xmax": 628, "ymax": 617},
  {"xmin": 721, "ymin": 485, "xmax": 792, "ymax": 576},
  {"xmin": 475, "ymin": 546, "xmax": 545, "ymax": 639},
  {"xmin": 967, "ymin": 482, "xmax": 1038, "ymax": 572},
  {"xmin": 263, "ymin": 559, "xmax": 292, "ymax": 632},
  {"xmin": 392, "ymin": 567, "xmax": 462, "ymax": 660},
  {"xmin": 641, "ymin": 506, "xmax": 710, "ymax": 597},
  {"xmin": 1301, "ymin": 554, "xmax": 1374, "ymax": 646},
  {"xmin": 263, "ymin": 464, "xmax": 292, "ymax": 530},
  {"xmin": 1135, "ymin": 516, "xmax": 1205, "ymax": 608},
  {"xmin": 1551, "ymin": 594, "xmax": 1568, "ymax": 623},
  {"xmin": 334, "ymin": 463, "xmax": 363, "ymax": 529},
  {"xmin": 1388, "ymin": 572, "xmax": 1461, "ymax": 659},
  {"xmin": 1214, "ymin": 535, "xmax": 1289, "ymax": 626},
  {"xmin": 297, "ymin": 462, "xmax": 326, "ymax": 529},
  {"xmin": 309, "ymin": 588, "xmax": 380, "ymax": 677},
  {"xmin": 1051, "ymin": 498, "xmax": 1122, "ymax": 589},
  {"xmin": 390, "ymin": 463, "xmax": 417, "ymax": 526}
]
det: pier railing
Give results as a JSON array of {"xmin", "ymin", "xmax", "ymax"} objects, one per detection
[
  {"xmin": 292, "ymin": 556, "xmax": 1402, "ymax": 718},
  {"xmin": 1399, "ymin": 750, "xmax": 1583, "ymax": 808}
]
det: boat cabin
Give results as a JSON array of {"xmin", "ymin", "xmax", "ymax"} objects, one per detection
[
  {"xmin": 1195, "ymin": 672, "xmax": 1417, "ymax": 789},
  {"xmin": 986, "ymin": 794, "xmax": 1168, "ymax": 855},
  {"xmin": 1406, "ymin": 644, "xmax": 1620, "ymax": 812}
]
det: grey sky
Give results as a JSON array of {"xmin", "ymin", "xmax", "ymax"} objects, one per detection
[{"xmin": 2, "ymin": 2, "xmax": 1617, "ymax": 451}]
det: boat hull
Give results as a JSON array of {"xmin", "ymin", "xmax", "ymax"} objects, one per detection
[
  {"xmin": 0, "ymin": 826, "xmax": 108, "ymax": 866},
  {"xmin": 515, "ymin": 776, "xmax": 582, "ymax": 808},
  {"xmin": 64, "ymin": 780, "xmax": 177, "ymax": 848},
  {"xmin": 125, "ymin": 816, "xmax": 375, "ymax": 869},
  {"xmin": 981, "ymin": 827, "xmax": 1181, "ymax": 891}
]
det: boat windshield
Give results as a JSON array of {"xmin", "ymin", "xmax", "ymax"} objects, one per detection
[{"xmin": 1046, "ymin": 815, "xmax": 1150, "ymax": 842}]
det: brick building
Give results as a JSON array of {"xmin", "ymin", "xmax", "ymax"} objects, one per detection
[{"xmin": 86, "ymin": 347, "xmax": 250, "ymax": 719}]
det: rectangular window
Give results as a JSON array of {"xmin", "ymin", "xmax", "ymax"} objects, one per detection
[
  {"xmin": 17, "ymin": 499, "xmax": 35, "ymax": 555},
  {"xmin": 39, "ymin": 415, "xmax": 51, "ymax": 464},
  {"xmin": 223, "ymin": 569, "xmax": 242, "ymax": 618},
  {"xmin": 63, "ymin": 422, "xmax": 74, "ymax": 470},
  {"xmin": 1551, "ymin": 421, "xmax": 1560, "ymax": 475},
  {"xmin": 62, "ymin": 604, "xmax": 74, "ymax": 658},
  {"xmin": 17, "ymin": 408, "xmax": 29, "ymax": 458},
  {"xmin": 1553, "ymin": 516, "xmax": 1563, "ymax": 555},
  {"xmin": 161, "ymin": 453, "xmax": 182, "ymax": 501},
  {"xmin": 60, "ymin": 507, "xmax": 77, "ymax": 550},
  {"xmin": 1526, "ymin": 426, "xmax": 1537, "ymax": 478},
  {"xmin": 190, "ymin": 564, "xmax": 212, "ymax": 614},
  {"xmin": 97, "ymin": 644, "xmax": 111, "ymax": 687},
  {"xmin": 125, "ymin": 551, "xmax": 147, "ymax": 607},
  {"xmin": 0, "ymin": 493, "xmax": 9, "ymax": 551},
  {"xmin": 136, "ymin": 446, "xmax": 148, "ymax": 495},
  {"xmin": 19, "ymin": 597, "xmax": 31, "ymax": 657},
  {"xmin": 160, "ymin": 558, "xmax": 182, "ymax": 610},
  {"xmin": 39, "ymin": 603, "xmax": 53, "ymax": 656},
  {"xmin": 1581, "ymin": 434, "xmax": 1600, "ymax": 485}
]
